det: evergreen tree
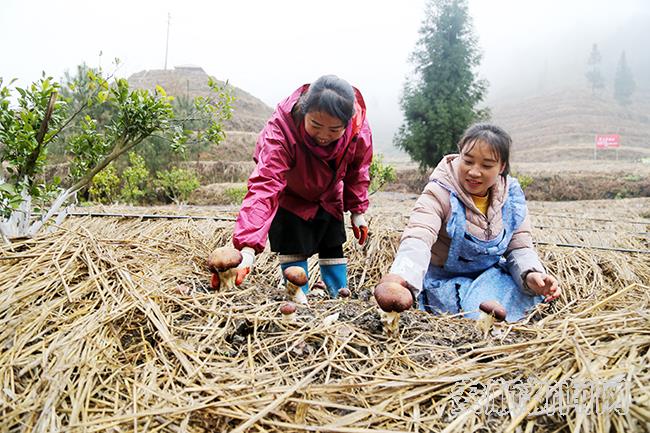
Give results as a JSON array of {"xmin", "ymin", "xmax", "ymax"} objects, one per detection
[
  {"xmin": 585, "ymin": 43, "xmax": 605, "ymax": 95},
  {"xmin": 614, "ymin": 51, "xmax": 636, "ymax": 106},
  {"xmin": 395, "ymin": 0, "xmax": 488, "ymax": 169}
]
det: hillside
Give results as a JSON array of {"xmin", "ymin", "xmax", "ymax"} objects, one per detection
[
  {"xmin": 491, "ymin": 88, "xmax": 650, "ymax": 162},
  {"xmin": 128, "ymin": 66, "xmax": 273, "ymax": 134}
]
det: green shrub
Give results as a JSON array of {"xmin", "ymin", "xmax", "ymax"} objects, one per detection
[
  {"xmin": 119, "ymin": 152, "xmax": 149, "ymax": 204},
  {"xmin": 156, "ymin": 167, "xmax": 200, "ymax": 204},
  {"xmin": 513, "ymin": 172, "xmax": 534, "ymax": 190},
  {"xmin": 369, "ymin": 154, "xmax": 396, "ymax": 195},
  {"xmin": 224, "ymin": 186, "xmax": 247, "ymax": 204},
  {"xmin": 88, "ymin": 163, "xmax": 120, "ymax": 203},
  {"xmin": 614, "ymin": 190, "xmax": 629, "ymax": 199}
]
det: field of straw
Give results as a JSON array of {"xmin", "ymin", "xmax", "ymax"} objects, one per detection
[{"xmin": 1, "ymin": 195, "xmax": 649, "ymax": 432}]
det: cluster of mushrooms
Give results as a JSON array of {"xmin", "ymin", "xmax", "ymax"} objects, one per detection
[{"xmin": 207, "ymin": 247, "xmax": 506, "ymax": 336}]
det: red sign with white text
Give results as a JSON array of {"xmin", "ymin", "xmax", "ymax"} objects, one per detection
[{"xmin": 595, "ymin": 134, "xmax": 620, "ymax": 149}]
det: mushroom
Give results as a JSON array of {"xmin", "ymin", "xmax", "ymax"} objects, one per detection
[
  {"xmin": 283, "ymin": 266, "xmax": 308, "ymax": 305},
  {"xmin": 338, "ymin": 287, "xmax": 351, "ymax": 299},
  {"xmin": 310, "ymin": 280, "xmax": 328, "ymax": 298},
  {"xmin": 476, "ymin": 300, "xmax": 507, "ymax": 337},
  {"xmin": 175, "ymin": 284, "xmax": 192, "ymax": 296},
  {"xmin": 280, "ymin": 302, "xmax": 297, "ymax": 323},
  {"xmin": 373, "ymin": 280, "xmax": 413, "ymax": 337},
  {"xmin": 206, "ymin": 247, "xmax": 243, "ymax": 290}
]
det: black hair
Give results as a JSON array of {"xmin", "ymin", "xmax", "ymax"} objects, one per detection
[
  {"xmin": 457, "ymin": 123, "xmax": 511, "ymax": 176},
  {"xmin": 299, "ymin": 75, "xmax": 355, "ymax": 126}
]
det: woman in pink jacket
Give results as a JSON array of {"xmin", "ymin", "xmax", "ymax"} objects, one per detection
[
  {"xmin": 227, "ymin": 75, "xmax": 373, "ymax": 298},
  {"xmin": 376, "ymin": 123, "xmax": 560, "ymax": 322}
]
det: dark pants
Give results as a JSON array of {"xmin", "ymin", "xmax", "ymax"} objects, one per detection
[{"xmin": 268, "ymin": 207, "xmax": 345, "ymax": 258}]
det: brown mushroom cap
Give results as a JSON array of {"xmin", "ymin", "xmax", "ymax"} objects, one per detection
[
  {"xmin": 338, "ymin": 287, "xmax": 351, "ymax": 298},
  {"xmin": 283, "ymin": 266, "xmax": 308, "ymax": 286},
  {"xmin": 379, "ymin": 274, "xmax": 409, "ymax": 287},
  {"xmin": 374, "ymin": 282, "xmax": 413, "ymax": 313},
  {"xmin": 311, "ymin": 280, "xmax": 327, "ymax": 291},
  {"xmin": 207, "ymin": 247, "xmax": 243, "ymax": 272},
  {"xmin": 479, "ymin": 300, "xmax": 507, "ymax": 322},
  {"xmin": 280, "ymin": 302, "xmax": 297, "ymax": 315}
]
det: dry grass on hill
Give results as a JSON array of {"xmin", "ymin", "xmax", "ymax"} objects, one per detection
[
  {"xmin": 491, "ymin": 89, "xmax": 650, "ymax": 162},
  {"xmin": 1, "ymin": 197, "xmax": 649, "ymax": 432},
  {"xmin": 197, "ymin": 131, "xmax": 259, "ymax": 163}
]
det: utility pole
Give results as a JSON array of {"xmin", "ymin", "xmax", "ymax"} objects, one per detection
[{"xmin": 164, "ymin": 12, "xmax": 171, "ymax": 70}]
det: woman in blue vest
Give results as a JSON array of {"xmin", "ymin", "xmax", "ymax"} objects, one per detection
[{"xmin": 377, "ymin": 123, "xmax": 560, "ymax": 321}]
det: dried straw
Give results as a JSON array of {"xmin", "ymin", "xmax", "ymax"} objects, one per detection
[{"xmin": 0, "ymin": 201, "xmax": 648, "ymax": 432}]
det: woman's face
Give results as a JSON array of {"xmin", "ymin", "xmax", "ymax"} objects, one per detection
[
  {"xmin": 457, "ymin": 139, "xmax": 505, "ymax": 197},
  {"xmin": 304, "ymin": 111, "xmax": 346, "ymax": 146}
]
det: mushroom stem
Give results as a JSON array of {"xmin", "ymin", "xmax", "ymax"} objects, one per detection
[
  {"xmin": 379, "ymin": 310, "xmax": 401, "ymax": 337},
  {"xmin": 476, "ymin": 312, "xmax": 496, "ymax": 337},
  {"xmin": 373, "ymin": 280, "xmax": 413, "ymax": 337},
  {"xmin": 476, "ymin": 300, "xmax": 507, "ymax": 337},
  {"xmin": 218, "ymin": 268, "xmax": 238, "ymax": 290},
  {"xmin": 286, "ymin": 281, "xmax": 308, "ymax": 305}
]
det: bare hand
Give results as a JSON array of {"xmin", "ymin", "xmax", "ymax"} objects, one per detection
[{"xmin": 525, "ymin": 272, "xmax": 560, "ymax": 302}]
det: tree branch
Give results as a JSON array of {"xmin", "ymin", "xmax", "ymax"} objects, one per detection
[
  {"xmin": 67, "ymin": 134, "xmax": 146, "ymax": 194},
  {"xmin": 20, "ymin": 92, "xmax": 58, "ymax": 182},
  {"xmin": 36, "ymin": 92, "xmax": 57, "ymax": 145}
]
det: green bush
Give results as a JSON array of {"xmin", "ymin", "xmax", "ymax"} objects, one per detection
[
  {"xmin": 614, "ymin": 190, "xmax": 629, "ymax": 199},
  {"xmin": 156, "ymin": 167, "xmax": 200, "ymax": 204},
  {"xmin": 88, "ymin": 163, "xmax": 120, "ymax": 203},
  {"xmin": 369, "ymin": 154, "xmax": 396, "ymax": 195},
  {"xmin": 119, "ymin": 152, "xmax": 149, "ymax": 204},
  {"xmin": 513, "ymin": 172, "xmax": 534, "ymax": 190},
  {"xmin": 224, "ymin": 186, "xmax": 247, "ymax": 204}
]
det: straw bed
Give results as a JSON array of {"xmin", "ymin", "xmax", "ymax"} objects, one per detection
[{"xmin": 1, "ymin": 200, "xmax": 649, "ymax": 432}]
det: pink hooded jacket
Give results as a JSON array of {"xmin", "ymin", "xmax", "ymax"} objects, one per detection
[{"xmin": 233, "ymin": 84, "xmax": 373, "ymax": 253}]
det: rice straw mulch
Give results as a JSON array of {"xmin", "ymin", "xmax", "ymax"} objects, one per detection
[{"xmin": 1, "ymin": 207, "xmax": 649, "ymax": 432}]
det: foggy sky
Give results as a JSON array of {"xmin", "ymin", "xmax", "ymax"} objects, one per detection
[{"xmin": 1, "ymin": 0, "xmax": 648, "ymax": 150}]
